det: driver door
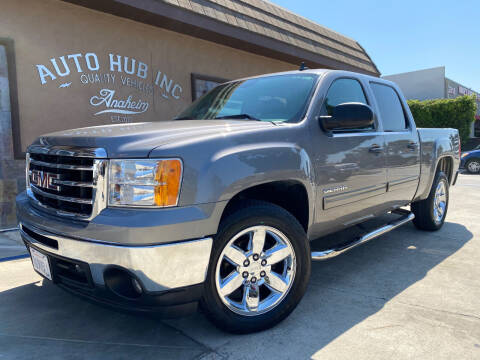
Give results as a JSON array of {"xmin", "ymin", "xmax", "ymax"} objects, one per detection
[{"xmin": 310, "ymin": 77, "xmax": 388, "ymax": 238}]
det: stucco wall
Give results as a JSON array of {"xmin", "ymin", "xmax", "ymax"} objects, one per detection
[
  {"xmin": 0, "ymin": 0, "xmax": 296, "ymax": 227},
  {"xmin": 383, "ymin": 67, "xmax": 446, "ymax": 101},
  {"xmin": 0, "ymin": 0, "xmax": 296, "ymax": 153}
]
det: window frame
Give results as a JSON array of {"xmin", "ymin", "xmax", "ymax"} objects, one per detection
[
  {"xmin": 319, "ymin": 76, "xmax": 377, "ymax": 133},
  {"xmin": 0, "ymin": 38, "xmax": 21, "ymax": 159},
  {"xmin": 369, "ymin": 81, "xmax": 412, "ymax": 133},
  {"xmin": 190, "ymin": 73, "xmax": 229, "ymax": 102},
  {"xmin": 316, "ymin": 76, "xmax": 379, "ymax": 136}
]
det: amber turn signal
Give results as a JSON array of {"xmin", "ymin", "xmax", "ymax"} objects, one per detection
[{"xmin": 154, "ymin": 159, "xmax": 182, "ymax": 207}]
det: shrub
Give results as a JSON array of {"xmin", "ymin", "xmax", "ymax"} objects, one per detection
[{"xmin": 407, "ymin": 95, "xmax": 477, "ymax": 144}]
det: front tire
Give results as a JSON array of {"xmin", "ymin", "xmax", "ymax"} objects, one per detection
[
  {"xmin": 411, "ymin": 171, "xmax": 449, "ymax": 231},
  {"xmin": 201, "ymin": 201, "xmax": 311, "ymax": 333}
]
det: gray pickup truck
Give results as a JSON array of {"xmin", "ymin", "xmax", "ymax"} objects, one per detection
[{"xmin": 17, "ymin": 69, "xmax": 460, "ymax": 333}]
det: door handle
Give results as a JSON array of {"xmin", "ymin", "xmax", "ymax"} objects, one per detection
[
  {"xmin": 369, "ymin": 144, "xmax": 383, "ymax": 154},
  {"xmin": 407, "ymin": 142, "xmax": 418, "ymax": 150}
]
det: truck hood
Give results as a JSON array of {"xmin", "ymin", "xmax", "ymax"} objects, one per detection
[{"xmin": 34, "ymin": 120, "xmax": 275, "ymax": 158}]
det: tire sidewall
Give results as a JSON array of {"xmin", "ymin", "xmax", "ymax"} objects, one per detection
[
  {"xmin": 427, "ymin": 172, "xmax": 449, "ymax": 229},
  {"xmin": 202, "ymin": 202, "xmax": 311, "ymax": 333}
]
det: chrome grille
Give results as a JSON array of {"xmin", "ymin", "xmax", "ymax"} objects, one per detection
[{"xmin": 26, "ymin": 145, "xmax": 107, "ymax": 220}]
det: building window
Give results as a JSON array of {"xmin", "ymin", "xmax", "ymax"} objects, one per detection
[
  {"xmin": 191, "ymin": 73, "xmax": 229, "ymax": 101},
  {"xmin": 474, "ymin": 118, "xmax": 480, "ymax": 138}
]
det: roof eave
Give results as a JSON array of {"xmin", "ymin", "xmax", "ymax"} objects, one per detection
[{"xmin": 62, "ymin": 0, "xmax": 380, "ymax": 76}]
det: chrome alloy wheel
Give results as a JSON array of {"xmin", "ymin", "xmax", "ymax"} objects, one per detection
[
  {"xmin": 467, "ymin": 160, "xmax": 480, "ymax": 173},
  {"xmin": 433, "ymin": 180, "xmax": 447, "ymax": 224},
  {"xmin": 215, "ymin": 226, "xmax": 296, "ymax": 316}
]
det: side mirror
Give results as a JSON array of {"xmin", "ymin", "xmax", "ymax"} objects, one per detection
[{"xmin": 320, "ymin": 102, "xmax": 374, "ymax": 131}]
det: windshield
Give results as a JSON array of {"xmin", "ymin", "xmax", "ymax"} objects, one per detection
[{"xmin": 176, "ymin": 73, "xmax": 319, "ymax": 123}]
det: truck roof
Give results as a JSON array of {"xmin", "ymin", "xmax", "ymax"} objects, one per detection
[{"xmin": 224, "ymin": 68, "xmax": 386, "ymax": 85}]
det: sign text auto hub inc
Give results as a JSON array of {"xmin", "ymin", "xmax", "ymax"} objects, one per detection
[{"xmin": 35, "ymin": 52, "xmax": 184, "ymax": 123}]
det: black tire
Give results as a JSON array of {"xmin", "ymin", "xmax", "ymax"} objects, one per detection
[
  {"xmin": 465, "ymin": 159, "xmax": 480, "ymax": 174},
  {"xmin": 201, "ymin": 201, "xmax": 311, "ymax": 334},
  {"xmin": 411, "ymin": 171, "xmax": 449, "ymax": 231}
]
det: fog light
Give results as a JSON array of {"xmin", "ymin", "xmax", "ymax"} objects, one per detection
[{"xmin": 103, "ymin": 267, "xmax": 143, "ymax": 299}]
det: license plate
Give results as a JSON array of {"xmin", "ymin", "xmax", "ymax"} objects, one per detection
[{"xmin": 30, "ymin": 247, "xmax": 52, "ymax": 280}]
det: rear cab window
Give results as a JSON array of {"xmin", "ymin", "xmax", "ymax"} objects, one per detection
[{"xmin": 370, "ymin": 83, "xmax": 409, "ymax": 131}]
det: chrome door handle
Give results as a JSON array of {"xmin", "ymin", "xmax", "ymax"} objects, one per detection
[{"xmin": 369, "ymin": 144, "xmax": 383, "ymax": 153}]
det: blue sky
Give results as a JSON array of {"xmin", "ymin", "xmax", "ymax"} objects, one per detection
[{"xmin": 270, "ymin": 0, "xmax": 480, "ymax": 92}]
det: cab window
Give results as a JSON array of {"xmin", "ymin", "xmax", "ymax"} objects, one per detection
[
  {"xmin": 371, "ymin": 83, "xmax": 408, "ymax": 131},
  {"xmin": 321, "ymin": 78, "xmax": 368, "ymax": 116}
]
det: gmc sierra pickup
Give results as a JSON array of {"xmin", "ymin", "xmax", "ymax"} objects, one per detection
[{"xmin": 17, "ymin": 69, "xmax": 460, "ymax": 333}]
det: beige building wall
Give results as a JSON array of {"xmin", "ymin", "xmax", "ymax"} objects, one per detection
[
  {"xmin": 0, "ymin": 0, "xmax": 295, "ymax": 227},
  {"xmin": 1, "ymin": 0, "xmax": 295, "ymax": 152}
]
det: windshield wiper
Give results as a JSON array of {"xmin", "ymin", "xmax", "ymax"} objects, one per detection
[{"xmin": 214, "ymin": 114, "xmax": 261, "ymax": 121}]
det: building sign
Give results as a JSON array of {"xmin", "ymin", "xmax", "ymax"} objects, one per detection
[
  {"xmin": 447, "ymin": 86, "xmax": 456, "ymax": 96},
  {"xmin": 458, "ymin": 85, "xmax": 474, "ymax": 96},
  {"xmin": 34, "ymin": 52, "xmax": 183, "ymax": 123}
]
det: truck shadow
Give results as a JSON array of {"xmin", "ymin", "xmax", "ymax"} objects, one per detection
[{"xmin": 0, "ymin": 219, "xmax": 472, "ymax": 359}]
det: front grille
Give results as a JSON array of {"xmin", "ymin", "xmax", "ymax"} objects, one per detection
[{"xmin": 27, "ymin": 146, "xmax": 107, "ymax": 220}]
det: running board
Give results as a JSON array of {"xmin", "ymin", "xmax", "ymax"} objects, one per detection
[{"xmin": 311, "ymin": 209, "xmax": 415, "ymax": 261}]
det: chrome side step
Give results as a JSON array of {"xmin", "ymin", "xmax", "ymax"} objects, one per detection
[{"xmin": 311, "ymin": 209, "xmax": 415, "ymax": 261}]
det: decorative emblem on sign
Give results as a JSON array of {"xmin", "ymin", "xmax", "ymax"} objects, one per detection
[{"xmin": 90, "ymin": 89, "xmax": 149, "ymax": 115}]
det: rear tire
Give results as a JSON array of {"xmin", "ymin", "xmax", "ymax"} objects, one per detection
[
  {"xmin": 465, "ymin": 159, "xmax": 480, "ymax": 174},
  {"xmin": 411, "ymin": 171, "xmax": 449, "ymax": 231},
  {"xmin": 201, "ymin": 201, "xmax": 311, "ymax": 334}
]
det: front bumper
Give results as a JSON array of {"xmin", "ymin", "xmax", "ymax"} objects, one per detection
[{"xmin": 19, "ymin": 222, "xmax": 212, "ymax": 316}]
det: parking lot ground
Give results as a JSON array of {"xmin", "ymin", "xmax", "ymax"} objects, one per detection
[
  {"xmin": 1, "ymin": 173, "xmax": 479, "ymax": 360},
  {"xmin": 0, "ymin": 229, "xmax": 26, "ymax": 261}
]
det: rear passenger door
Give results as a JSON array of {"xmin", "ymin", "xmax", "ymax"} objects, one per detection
[{"xmin": 370, "ymin": 82, "xmax": 420, "ymax": 206}]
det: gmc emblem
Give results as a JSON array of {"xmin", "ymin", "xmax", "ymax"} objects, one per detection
[{"xmin": 30, "ymin": 170, "xmax": 60, "ymax": 191}]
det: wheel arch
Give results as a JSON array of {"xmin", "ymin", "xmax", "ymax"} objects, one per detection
[
  {"xmin": 219, "ymin": 180, "xmax": 311, "ymax": 232},
  {"xmin": 436, "ymin": 156, "xmax": 454, "ymax": 184}
]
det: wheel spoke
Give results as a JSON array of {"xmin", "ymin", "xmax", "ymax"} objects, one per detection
[
  {"xmin": 265, "ymin": 271, "xmax": 288, "ymax": 293},
  {"xmin": 244, "ymin": 284, "xmax": 260, "ymax": 311},
  {"xmin": 215, "ymin": 225, "xmax": 296, "ymax": 316},
  {"xmin": 220, "ymin": 271, "xmax": 244, "ymax": 296},
  {"xmin": 251, "ymin": 228, "xmax": 266, "ymax": 254},
  {"xmin": 266, "ymin": 244, "xmax": 291, "ymax": 264},
  {"xmin": 223, "ymin": 245, "xmax": 247, "ymax": 266},
  {"xmin": 438, "ymin": 202, "xmax": 446, "ymax": 216}
]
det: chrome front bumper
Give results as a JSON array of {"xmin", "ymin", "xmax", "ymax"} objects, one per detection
[{"xmin": 20, "ymin": 223, "xmax": 213, "ymax": 293}]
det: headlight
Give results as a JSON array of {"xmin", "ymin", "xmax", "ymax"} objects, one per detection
[
  {"xmin": 108, "ymin": 159, "xmax": 182, "ymax": 207},
  {"xmin": 461, "ymin": 152, "xmax": 469, "ymax": 158}
]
